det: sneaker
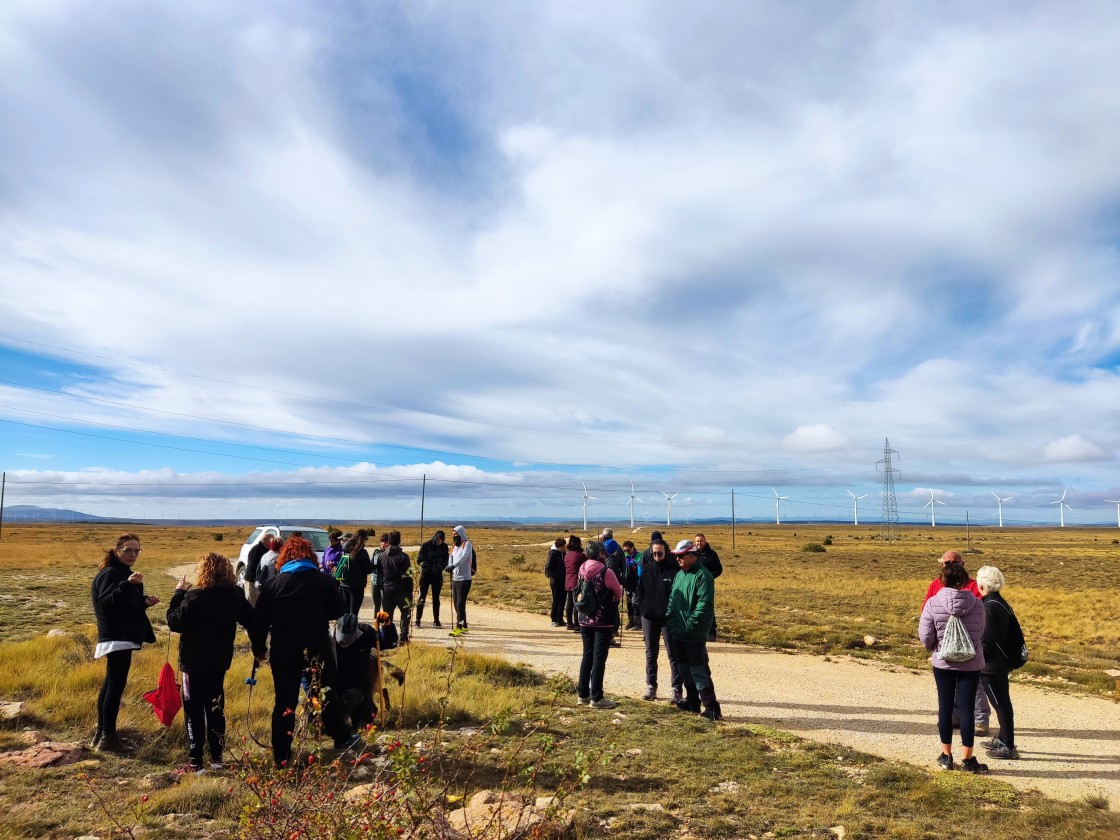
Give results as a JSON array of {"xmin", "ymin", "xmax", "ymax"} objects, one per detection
[
  {"xmin": 982, "ymin": 736, "xmax": 1006, "ymax": 751},
  {"xmin": 551, "ymin": 622, "xmax": 564, "ymax": 627},
  {"xmin": 701, "ymin": 703, "xmax": 722, "ymax": 721},
  {"xmin": 209, "ymin": 762, "xmax": 225, "ymax": 771},
  {"xmin": 433, "ymin": 621, "xmax": 443, "ymax": 628},
  {"xmin": 670, "ymin": 689, "xmax": 683, "ymax": 705},
  {"xmin": 610, "ymin": 638, "xmax": 621, "ymax": 648},
  {"xmin": 576, "ymin": 695, "xmax": 590, "ymax": 706},
  {"xmin": 176, "ymin": 762, "xmax": 205, "ymax": 775},
  {"xmin": 675, "ymin": 697, "xmax": 701, "ymax": 713},
  {"xmin": 624, "ymin": 622, "xmax": 639, "ymax": 631},
  {"xmin": 974, "ymin": 721, "xmax": 990, "ymax": 736},
  {"xmin": 961, "ymin": 757, "xmax": 989, "ymax": 774},
  {"xmin": 589, "ymin": 698, "xmax": 618, "ymax": 710},
  {"xmin": 334, "ymin": 733, "xmax": 364, "ymax": 751},
  {"xmin": 414, "ymin": 620, "xmax": 422, "ymax": 628},
  {"xmin": 937, "ymin": 753, "xmax": 954, "ymax": 771},
  {"xmin": 95, "ymin": 734, "xmax": 134, "ymax": 755},
  {"xmin": 642, "ymin": 686, "xmax": 657, "ymax": 701},
  {"xmin": 986, "ymin": 744, "xmax": 1020, "ymax": 760}
]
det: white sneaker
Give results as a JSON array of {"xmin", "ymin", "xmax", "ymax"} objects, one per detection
[{"xmin": 576, "ymin": 696, "xmax": 590, "ymax": 705}]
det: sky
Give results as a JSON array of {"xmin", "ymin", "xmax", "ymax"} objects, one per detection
[{"xmin": 2, "ymin": 1, "xmax": 1120, "ymax": 527}]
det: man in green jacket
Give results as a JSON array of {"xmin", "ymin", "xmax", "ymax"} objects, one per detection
[{"xmin": 665, "ymin": 539, "xmax": 721, "ymax": 721}]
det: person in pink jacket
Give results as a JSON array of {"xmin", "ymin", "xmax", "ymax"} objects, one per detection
[
  {"xmin": 575, "ymin": 540, "xmax": 623, "ymax": 709},
  {"xmin": 919, "ymin": 563, "xmax": 988, "ymax": 774}
]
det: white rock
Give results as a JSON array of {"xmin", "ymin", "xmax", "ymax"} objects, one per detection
[{"xmin": 47, "ymin": 629, "xmax": 68, "ymax": 637}]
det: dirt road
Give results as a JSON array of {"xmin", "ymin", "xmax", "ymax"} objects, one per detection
[{"xmin": 393, "ymin": 602, "xmax": 1120, "ymax": 809}]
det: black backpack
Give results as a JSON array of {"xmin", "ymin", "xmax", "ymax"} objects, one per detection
[
  {"xmin": 994, "ymin": 600, "xmax": 1028, "ymax": 669},
  {"xmin": 574, "ymin": 566, "xmax": 606, "ymax": 619}
]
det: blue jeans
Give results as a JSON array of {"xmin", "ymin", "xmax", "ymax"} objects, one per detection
[{"xmin": 577, "ymin": 627, "xmax": 613, "ymax": 702}]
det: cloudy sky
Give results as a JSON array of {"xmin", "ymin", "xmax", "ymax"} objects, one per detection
[{"xmin": 2, "ymin": 1, "xmax": 1120, "ymax": 526}]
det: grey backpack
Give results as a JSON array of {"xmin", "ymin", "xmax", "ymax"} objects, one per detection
[{"xmin": 939, "ymin": 615, "xmax": 976, "ymax": 662}]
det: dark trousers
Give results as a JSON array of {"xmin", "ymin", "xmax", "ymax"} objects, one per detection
[
  {"xmin": 549, "ymin": 578, "xmax": 566, "ymax": 624},
  {"xmin": 451, "ymin": 580, "xmax": 472, "ymax": 628},
  {"xmin": 416, "ymin": 571, "xmax": 443, "ymax": 624},
  {"xmin": 641, "ymin": 617, "xmax": 682, "ymax": 692},
  {"xmin": 96, "ymin": 649, "xmax": 133, "ymax": 736},
  {"xmin": 564, "ymin": 590, "xmax": 576, "ymax": 627},
  {"xmin": 671, "ymin": 638, "xmax": 715, "ymax": 700},
  {"xmin": 183, "ymin": 669, "xmax": 227, "ymax": 767},
  {"xmin": 370, "ymin": 579, "xmax": 383, "ymax": 613},
  {"xmin": 982, "ymin": 672, "xmax": 1015, "ymax": 748},
  {"xmin": 933, "ymin": 667, "xmax": 979, "ymax": 749},
  {"xmin": 624, "ymin": 591, "xmax": 636, "ymax": 626},
  {"xmin": 382, "ymin": 586, "xmax": 413, "ymax": 639},
  {"xmin": 268, "ymin": 636, "xmax": 351, "ymax": 766},
  {"xmin": 577, "ymin": 627, "xmax": 614, "ymax": 701},
  {"xmin": 340, "ymin": 585, "xmax": 365, "ymax": 616}
]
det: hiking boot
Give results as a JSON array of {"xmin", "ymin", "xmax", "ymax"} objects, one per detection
[
  {"xmin": 642, "ymin": 686, "xmax": 657, "ymax": 701},
  {"xmin": 95, "ymin": 734, "xmax": 134, "ymax": 755},
  {"xmin": 982, "ymin": 736, "xmax": 1006, "ymax": 751},
  {"xmin": 936, "ymin": 753, "xmax": 954, "ymax": 771},
  {"xmin": 589, "ymin": 698, "xmax": 618, "ymax": 710},
  {"xmin": 670, "ymin": 689, "xmax": 683, "ymax": 705},
  {"xmin": 986, "ymin": 744, "xmax": 1020, "ymax": 760},
  {"xmin": 974, "ymin": 721, "xmax": 990, "ymax": 736},
  {"xmin": 701, "ymin": 703, "xmax": 722, "ymax": 721},
  {"xmin": 961, "ymin": 757, "xmax": 989, "ymax": 774},
  {"xmin": 675, "ymin": 697, "xmax": 701, "ymax": 713}
]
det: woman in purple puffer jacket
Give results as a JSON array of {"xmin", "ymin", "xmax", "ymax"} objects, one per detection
[{"xmin": 918, "ymin": 562, "xmax": 988, "ymax": 774}]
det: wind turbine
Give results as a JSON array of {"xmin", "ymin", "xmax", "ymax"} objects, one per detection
[
  {"xmin": 992, "ymin": 492, "xmax": 1013, "ymax": 529},
  {"xmin": 662, "ymin": 491, "xmax": 679, "ymax": 526},
  {"xmin": 581, "ymin": 482, "xmax": 598, "ymax": 532},
  {"xmin": 846, "ymin": 490, "xmax": 868, "ymax": 526},
  {"xmin": 924, "ymin": 487, "xmax": 946, "ymax": 526},
  {"xmin": 625, "ymin": 482, "xmax": 647, "ymax": 529},
  {"xmin": 1050, "ymin": 489, "xmax": 1071, "ymax": 527},
  {"xmin": 772, "ymin": 488, "xmax": 790, "ymax": 525},
  {"xmin": 1107, "ymin": 499, "xmax": 1120, "ymax": 528}
]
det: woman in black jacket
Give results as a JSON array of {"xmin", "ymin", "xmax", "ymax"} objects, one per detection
[
  {"xmin": 250, "ymin": 536, "xmax": 359, "ymax": 767},
  {"xmin": 545, "ymin": 538, "xmax": 567, "ymax": 626},
  {"xmin": 166, "ymin": 552, "xmax": 254, "ymax": 772},
  {"xmin": 380, "ymin": 530, "xmax": 414, "ymax": 642},
  {"xmin": 977, "ymin": 565, "xmax": 1022, "ymax": 760},
  {"xmin": 90, "ymin": 533, "xmax": 159, "ymax": 754},
  {"xmin": 339, "ymin": 529, "xmax": 371, "ymax": 616}
]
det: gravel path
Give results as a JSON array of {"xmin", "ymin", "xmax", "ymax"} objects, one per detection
[{"xmin": 395, "ymin": 602, "xmax": 1120, "ymax": 810}]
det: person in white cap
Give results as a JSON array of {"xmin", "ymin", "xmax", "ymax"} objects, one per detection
[{"xmin": 665, "ymin": 539, "xmax": 721, "ymax": 720}]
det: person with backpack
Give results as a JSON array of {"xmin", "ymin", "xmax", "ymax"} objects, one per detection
[
  {"xmin": 545, "ymin": 537, "xmax": 568, "ymax": 627},
  {"xmin": 976, "ymin": 565, "xmax": 1024, "ymax": 760},
  {"xmin": 416, "ymin": 530, "xmax": 449, "ymax": 629},
  {"xmin": 620, "ymin": 540, "xmax": 640, "ymax": 630},
  {"xmin": 919, "ymin": 562, "xmax": 988, "ymax": 774},
  {"xmin": 380, "ymin": 531, "xmax": 414, "ymax": 642},
  {"xmin": 575, "ymin": 540, "xmax": 623, "ymax": 709},
  {"xmin": 166, "ymin": 552, "xmax": 254, "ymax": 773},
  {"xmin": 338, "ymin": 529, "xmax": 372, "ymax": 616},
  {"xmin": 562, "ymin": 535, "xmax": 587, "ymax": 631},
  {"xmin": 446, "ymin": 526, "xmax": 474, "ymax": 634},
  {"xmin": 923, "ymin": 551, "xmax": 991, "ymax": 735}
]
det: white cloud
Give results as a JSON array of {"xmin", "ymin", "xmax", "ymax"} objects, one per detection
[
  {"xmin": 1041, "ymin": 434, "xmax": 1112, "ymax": 464},
  {"xmin": 782, "ymin": 424, "xmax": 848, "ymax": 453}
]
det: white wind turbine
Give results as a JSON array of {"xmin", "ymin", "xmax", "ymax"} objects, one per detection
[
  {"xmin": 924, "ymin": 487, "xmax": 946, "ymax": 526},
  {"xmin": 581, "ymin": 482, "xmax": 598, "ymax": 532},
  {"xmin": 1050, "ymin": 489, "xmax": 1071, "ymax": 527},
  {"xmin": 846, "ymin": 490, "xmax": 868, "ymax": 526},
  {"xmin": 992, "ymin": 492, "xmax": 1013, "ymax": 529},
  {"xmin": 625, "ymin": 482, "xmax": 647, "ymax": 530},
  {"xmin": 1107, "ymin": 499, "xmax": 1120, "ymax": 528},
  {"xmin": 772, "ymin": 487, "xmax": 790, "ymax": 525},
  {"xmin": 662, "ymin": 491, "xmax": 679, "ymax": 526}
]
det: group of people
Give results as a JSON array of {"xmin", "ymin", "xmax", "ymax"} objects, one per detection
[
  {"xmin": 90, "ymin": 524, "xmax": 477, "ymax": 770},
  {"xmin": 546, "ymin": 529, "xmax": 724, "ymax": 720}
]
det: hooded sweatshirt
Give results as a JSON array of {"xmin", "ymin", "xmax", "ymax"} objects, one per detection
[
  {"xmin": 447, "ymin": 525, "xmax": 474, "ymax": 581},
  {"xmin": 918, "ymin": 587, "xmax": 986, "ymax": 671}
]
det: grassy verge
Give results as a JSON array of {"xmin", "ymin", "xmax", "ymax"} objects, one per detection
[{"xmin": 1, "ymin": 630, "xmax": 1119, "ymax": 839}]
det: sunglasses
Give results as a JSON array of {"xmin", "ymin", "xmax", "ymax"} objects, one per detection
[{"xmin": 119, "ymin": 547, "xmax": 141, "ymax": 554}]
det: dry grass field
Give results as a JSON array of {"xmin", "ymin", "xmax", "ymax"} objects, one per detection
[
  {"xmin": 1, "ymin": 522, "xmax": 1118, "ymax": 696},
  {"xmin": 0, "ymin": 522, "xmax": 1119, "ymax": 838}
]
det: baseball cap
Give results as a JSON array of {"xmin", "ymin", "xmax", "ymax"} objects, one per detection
[{"xmin": 671, "ymin": 539, "xmax": 696, "ymax": 555}]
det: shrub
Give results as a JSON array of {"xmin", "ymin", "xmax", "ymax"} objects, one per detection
[
  {"xmin": 212, "ymin": 533, "xmax": 224, "ymax": 541},
  {"xmin": 822, "ymin": 537, "xmax": 833, "ymax": 545},
  {"xmin": 801, "ymin": 543, "xmax": 826, "ymax": 553}
]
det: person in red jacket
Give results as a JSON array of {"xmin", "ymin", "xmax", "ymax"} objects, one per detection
[
  {"xmin": 923, "ymin": 550, "xmax": 990, "ymax": 734},
  {"xmin": 563, "ymin": 535, "xmax": 586, "ymax": 631}
]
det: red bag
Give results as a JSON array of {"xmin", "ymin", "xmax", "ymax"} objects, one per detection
[{"xmin": 143, "ymin": 662, "xmax": 182, "ymax": 727}]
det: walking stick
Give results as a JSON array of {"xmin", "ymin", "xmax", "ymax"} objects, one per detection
[{"xmin": 373, "ymin": 614, "xmax": 387, "ymax": 730}]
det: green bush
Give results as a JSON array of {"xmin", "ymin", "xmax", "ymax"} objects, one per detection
[
  {"xmin": 801, "ymin": 542, "xmax": 826, "ymax": 553},
  {"xmin": 212, "ymin": 533, "xmax": 224, "ymax": 541},
  {"xmin": 822, "ymin": 537, "xmax": 833, "ymax": 545}
]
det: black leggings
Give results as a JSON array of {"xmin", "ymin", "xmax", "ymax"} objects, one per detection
[
  {"xmin": 933, "ymin": 667, "xmax": 979, "ymax": 748},
  {"xmin": 451, "ymin": 580, "xmax": 472, "ymax": 628},
  {"xmin": 340, "ymin": 586, "xmax": 365, "ymax": 616},
  {"xmin": 97, "ymin": 649, "xmax": 133, "ymax": 736},
  {"xmin": 565, "ymin": 590, "xmax": 576, "ymax": 626},
  {"xmin": 183, "ymin": 669, "xmax": 227, "ymax": 767},
  {"xmin": 549, "ymin": 578, "xmax": 566, "ymax": 624},
  {"xmin": 417, "ymin": 571, "xmax": 444, "ymax": 624},
  {"xmin": 982, "ymin": 672, "xmax": 1015, "ymax": 748}
]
